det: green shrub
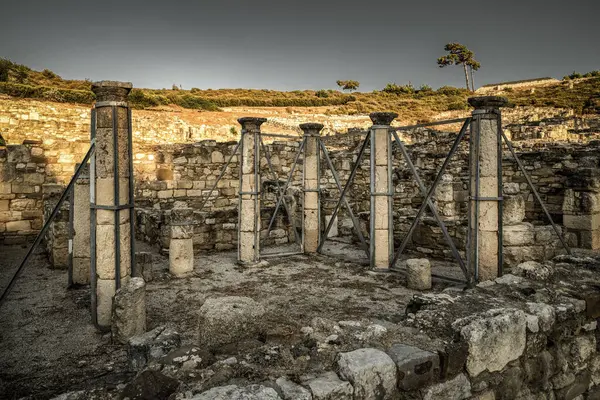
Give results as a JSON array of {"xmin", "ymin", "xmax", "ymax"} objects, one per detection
[
  {"xmin": 382, "ymin": 83, "xmax": 414, "ymax": 95},
  {"xmin": 446, "ymin": 101, "xmax": 468, "ymax": 111},
  {"xmin": 42, "ymin": 69, "xmax": 59, "ymax": 79},
  {"xmin": 315, "ymin": 90, "xmax": 329, "ymax": 98},
  {"xmin": 437, "ymin": 85, "xmax": 466, "ymax": 96},
  {"xmin": 419, "ymin": 84, "xmax": 433, "ymax": 92},
  {"xmin": 0, "ymin": 59, "xmax": 13, "ymax": 82},
  {"xmin": 0, "ymin": 82, "xmax": 95, "ymax": 103}
]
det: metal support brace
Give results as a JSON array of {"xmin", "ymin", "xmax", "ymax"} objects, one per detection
[
  {"xmin": 260, "ymin": 135, "xmax": 302, "ymax": 246},
  {"xmin": 318, "ymin": 131, "xmax": 371, "ymax": 254},
  {"xmin": 390, "ymin": 129, "xmax": 469, "ymax": 281},
  {"xmin": 319, "ymin": 139, "xmax": 370, "ymax": 254},
  {"xmin": 266, "ymin": 138, "xmax": 306, "ymax": 235},
  {"xmin": 0, "ymin": 143, "xmax": 96, "ymax": 308},
  {"xmin": 390, "ymin": 119, "xmax": 471, "ymax": 281},
  {"xmin": 501, "ymin": 130, "xmax": 571, "ymax": 255}
]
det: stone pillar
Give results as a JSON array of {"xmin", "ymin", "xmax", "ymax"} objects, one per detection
[
  {"xmin": 300, "ymin": 123, "xmax": 323, "ymax": 253},
  {"xmin": 71, "ymin": 163, "xmax": 90, "ymax": 285},
  {"xmin": 91, "ymin": 81, "xmax": 134, "ymax": 329},
  {"xmin": 467, "ymin": 96, "xmax": 507, "ymax": 282},
  {"xmin": 169, "ymin": 207, "xmax": 194, "ymax": 276},
  {"xmin": 562, "ymin": 168, "xmax": 600, "ymax": 249},
  {"xmin": 369, "ymin": 112, "xmax": 397, "ymax": 270},
  {"xmin": 237, "ymin": 117, "xmax": 265, "ymax": 265}
]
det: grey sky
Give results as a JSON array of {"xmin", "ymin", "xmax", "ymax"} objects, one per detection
[{"xmin": 1, "ymin": 0, "xmax": 598, "ymax": 91}]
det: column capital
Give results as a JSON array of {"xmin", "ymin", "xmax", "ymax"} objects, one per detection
[
  {"xmin": 238, "ymin": 117, "xmax": 267, "ymax": 132},
  {"xmin": 92, "ymin": 81, "xmax": 133, "ymax": 103},
  {"xmin": 369, "ymin": 112, "xmax": 398, "ymax": 126},
  {"xmin": 468, "ymin": 96, "xmax": 508, "ymax": 110},
  {"xmin": 299, "ymin": 123, "xmax": 324, "ymax": 136}
]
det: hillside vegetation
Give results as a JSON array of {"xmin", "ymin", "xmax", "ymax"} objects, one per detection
[{"xmin": 1, "ymin": 59, "xmax": 598, "ymax": 122}]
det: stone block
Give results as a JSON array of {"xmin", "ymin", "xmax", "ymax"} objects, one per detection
[
  {"xmin": 239, "ymin": 231, "xmax": 258, "ymax": 263},
  {"xmin": 119, "ymin": 370, "xmax": 179, "ymax": 400},
  {"xmin": 477, "ymin": 230, "xmax": 498, "ymax": 281},
  {"xmin": 72, "ymin": 257, "xmax": 90, "ymax": 285},
  {"xmin": 96, "ymin": 278, "xmax": 116, "ymax": 328},
  {"xmin": 388, "ymin": 343, "xmax": 440, "ymax": 391},
  {"xmin": 406, "ymin": 258, "xmax": 431, "ymax": 290},
  {"xmin": 198, "ymin": 296, "xmax": 266, "ymax": 349},
  {"xmin": 275, "ymin": 376, "xmax": 312, "ymax": 400},
  {"xmin": 513, "ymin": 261, "xmax": 552, "ymax": 280},
  {"xmin": 127, "ymin": 325, "xmax": 181, "ymax": 370},
  {"xmin": 503, "ymin": 195, "xmax": 525, "ymax": 225},
  {"xmin": 503, "ymin": 222, "xmax": 535, "ymax": 246},
  {"xmin": 194, "ymin": 385, "xmax": 281, "ymax": 400},
  {"xmin": 563, "ymin": 213, "xmax": 600, "ymax": 231},
  {"xmin": 454, "ymin": 308, "xmax": 526, "ymax": 377},
  {"xmin": 95, "ymin": 223, "xmax": 131, "ymax": 279},
  {"xmin": 421, "ymin": 373, "xmax": 471, "ymax": 400},
  {"xmin": 373, "ymin": 229, "xmax": 390, "ymax": 269},
  {"xmin": 373, "ymin": 196, "xmax": 389, "ymax": 230},
  {"xmin": 6, "ymin": 220, "xmax": 30, "ymax": 232},
  {"xmin": 304, "ymin": 371, "xmax": 353, "ymax": 400},
  {"xmin": 325, "ymin": 215, "xmax": 338, "ymax": 238},
  {"xmin": 169, "ymin": 238, "xmax": 194, "ymax": 276},
  {"xmin": 374, "ymin": 129, "xmax": 389, "ymax": 166},
  {"xmin": 337, "ymin": 348, "xmax": 397, "ymax": 399},
  {"xmin": 111, "ymin": 277, "xmax": 146, "ymax": 344},
  {"xmin": 525, "ymin": 302, "xmax": 556, "ymax": 332}
]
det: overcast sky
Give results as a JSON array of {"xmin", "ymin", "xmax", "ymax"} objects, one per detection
[{"xmin": 1, "ymin": 0, "xmax": 598, "ymax": 91}]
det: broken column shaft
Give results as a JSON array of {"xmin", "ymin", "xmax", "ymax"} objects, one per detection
[
  {"xmin": 300, "ymin": 123, "xmax": 323, "ymax": 253},
  {"xmin": 237, "ymin": 117, "xmax": 266, "ymax": 264},
  {"xmin": 71, "ymin": 163, "xmax": 90, "ymax": 285},
  {"xmin": 369, "ymin": 112, "xmax": 397, "ymax": 270},
  {"xmin": 169, "ymin": 207, "xmax": 194, "ymax": 276},
  {"xmin": 467, "ymin": 96, "xmax": 507, "ymax": 282},
  {"xmin": 91, "ymin": 81, "xmax": 135, "ymax": 329}
]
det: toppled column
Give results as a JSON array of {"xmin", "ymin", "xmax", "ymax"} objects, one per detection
[
  {"xmin": 169, "ymin": 207, "xmax": 194, "ymax": 276},
  {"xmin": 300, "ymin": 123, "xmax": 323, "ymax": 253},
  {"xmin": 562, "ymin": 168, "xmax": 600, "ymax": 249},
  {"xmin": 467, "ymin": 96, "xmax": 507, "ymax": 282},
  {"xmin": 369, "ymin": 112, "xmax": 397, "ymax": 270},
  {"xmin": 237, "ymin": 117, "xmax": 266, "ymax": 265},
  {"xmin": 111, "ymin": 277, "xmax": 146, "ymax": 344},
  {"xmin": 91, "ymin": 81, "xmax": 134, "ymax": 329},
  {"xmin": 70, "ymin": 163, "xmax": 90, "ymax": 285}
]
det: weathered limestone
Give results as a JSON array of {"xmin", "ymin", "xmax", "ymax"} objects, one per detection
[
  {"xmin": 562, "ymin": 171, "xmax": 600, "ymax": 249},
  {"xmin": 453, "ymin": 308, "xmax": 527, "ymax": 377},
  {"xmin": 194, "ymin": 385, "xmax": 282, "ymax": 400},
  {"xmin": 369, "ymin": 112, "xmax": 397, "ymax": 270},
  {"xmin": 169, "ymin": 207, "xmax": 194, "ymax": 276},
  {"xmin": 133, "ymin": 251, "xmax": 153, "ymax": 282},
  {"xmin": 127, "ymin": 325, "xmax": 181, "ymax": 370},
  {"xmin": 467, "ymin": 96, "xmax": 507, "ymax": 282},
  {"xmin": 71, "ymin": 163, "xmax": 90, "ymax": 285},
  {"xmin": 275, "ymin": 376, "xmax": 312, "ymax": 400},
  {"xmin": 422, "ymin": 373, "xmax": 472, "ymax": 400},
  {"xmin": 91, "ymin": 80, "xmax": 134, "ymax": 329},
  {"xmin": 237, "ymin": 117, "xmax": 265, "ymax": 265},
  {"xmin": 405, "ymin": 258, "xmax": 432, "ymax": 290},
  {"xmin": 197, "ymin": 296, "xmax": 266, "ymax": 348},
  {"xmin": 300, "ymin": 123, "xmax": 323, "ymax": 254},
  {"xmin": 337, "ymin": 348, "xmax": 397, "ymax": 399},
  {"xmin": 111, "ymin": 277, "xmax": 146, "ymax": 344},
  {"xmin": 304, "ymin": 371, "xmax": 353, "ymax": 400},
  {"xmin": 388, "ymin": 343, "xmax": 440, "ymax": 391}
]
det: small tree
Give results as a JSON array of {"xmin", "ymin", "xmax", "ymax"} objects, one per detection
[
  {"xmin": 336, "ymin": 80, "xmax": 360, "ymax": 91},
  {"xmin": 437, "ymin": 43, "xmax": 481, "ymax": 91}
]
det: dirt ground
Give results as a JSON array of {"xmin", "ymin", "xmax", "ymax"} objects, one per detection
[{"xmin": 0, "ymin": 240, "xmax": 461, "ymax": 399}]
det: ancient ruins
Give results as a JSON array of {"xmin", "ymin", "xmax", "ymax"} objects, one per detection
[{"xmin": 0, "ymin": 81, "xmax": 599, "ymax": 399}]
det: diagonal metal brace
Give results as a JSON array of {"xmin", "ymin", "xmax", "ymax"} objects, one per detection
[
  {"xmin": 319, "ymin": 139, "xmax": 370, "ymax": 255},
  {"xmin": 390, "ymin": 128, "xmax": 468, "ymax": 278},
  {"xmin": 318, "ymin": 131, "xmax": 371, "ymax": 254},
  {"xmin": 390, "ymin": 119, "xmax": 471, "ymax": 280},
  {"xmin": 260, "ymin": 135, "xmax": 302, "ymax": 245}
]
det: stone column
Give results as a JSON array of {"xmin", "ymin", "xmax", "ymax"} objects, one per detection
[
  {"xmin": 467, "ymin": 96, "xmax": 507, "ymax": 282},
  {"xmin": 71, "ymin": 163, "xmax": 90, "ymax": 285},
  {"xmin": 237, "ymin": 117, "xmax": 266, "ymax": 265},
  {"xmin": 91, "ymin": 81, "xmax": 134, "ymax": 329},
  {"xmin": 169, "ymin": 207, "xmax": 194, "ymax": 276},
  {"xmin": 369, "ymin": 112, "xmax": 397, "ymax": 270},
  {"xmin": 300, "ymin": 123, "xmax": 323, "ymax": 253}
]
